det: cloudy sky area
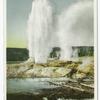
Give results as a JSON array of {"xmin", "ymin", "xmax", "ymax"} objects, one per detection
[{"xmin": 7, "ymin": 0, "xmax": 91, "ymax": 48}]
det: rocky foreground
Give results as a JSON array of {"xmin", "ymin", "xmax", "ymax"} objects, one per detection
[
  {"xmin": 7, "ymin": 57, "xmax": 94, "ymax": 80},
  {"xmin": 7, "ymin": 57, "xmax": 94, "ymax": 100}
]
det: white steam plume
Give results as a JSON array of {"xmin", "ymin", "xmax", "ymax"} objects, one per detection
[
  {"xmin": 27, "ymin": 0, "xmax": 53, "ymax": 63},
  {"xmin": 57, "ymin": 0, "xmax": 94, "ymax": 60}
]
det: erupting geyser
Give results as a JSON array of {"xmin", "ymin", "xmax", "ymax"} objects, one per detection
[
  {"xmin": 27, "ymin": 0, "xmax": 94, "ymax": 63},
  {"xmin": 57, "ymin": 0, "xmax": 94, "ymax": 60},
  {"xmin": 27, "ymin": 0, "xmax": 53, "ymax": 63}
]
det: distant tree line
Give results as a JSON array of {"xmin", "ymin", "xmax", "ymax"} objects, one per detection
[
  {"xmin": 7, "ymin": 47, "xmax": 94, "ymax": 61},
  {"xmin": 77, "ymin": 47, "xmax": 94, "ymax": 56},
  {"xmin": 7, "ymin": 48, "xmax": 29, "ymax": 61},
  {"xmin": 49, "ymin": 47, "xmax": 94, "ymax": 58}
]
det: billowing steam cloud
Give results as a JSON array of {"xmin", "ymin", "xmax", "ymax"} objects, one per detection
[
  {"xmin": 57, "ymin": 0, "xmax": 94, "ymax": 60},
  {"xmin": 27, "ymin": 0, "xmax": 94, "ymax": 63}
]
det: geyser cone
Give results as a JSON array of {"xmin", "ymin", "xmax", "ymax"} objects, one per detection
[{"xmin": 27, "ymin": 0, "xmax": 53, "ymax": 63}]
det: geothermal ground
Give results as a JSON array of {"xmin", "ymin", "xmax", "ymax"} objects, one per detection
[
  {"xmin": 7, "ymin": 57, "xmax": 94, "ymax": 79},
  {"xmin": 7, "ymin": 57, "xmax": 94, "ymax": 100}
]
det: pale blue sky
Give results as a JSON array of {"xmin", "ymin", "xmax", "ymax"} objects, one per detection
[{"xmin": 7, "ymin": 0, "xmax": 76, "ymax": 48}]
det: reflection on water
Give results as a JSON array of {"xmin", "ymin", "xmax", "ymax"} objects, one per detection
[
  {"xmin": 7, "ymin": 78, "xmax": 69, "ymax": 94},
  {"xmin": 7, "ymin": 78, "xmax": 94, "ymax": 100}
]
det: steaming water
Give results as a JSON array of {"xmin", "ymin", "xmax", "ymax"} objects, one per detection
[
  {"xmin": 27, "ymin": 0, "xmax": 53, "ymax": 63},
  {"xmin": 57, "ymin": 0, "xmax": 94, "ymax": 60}
]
